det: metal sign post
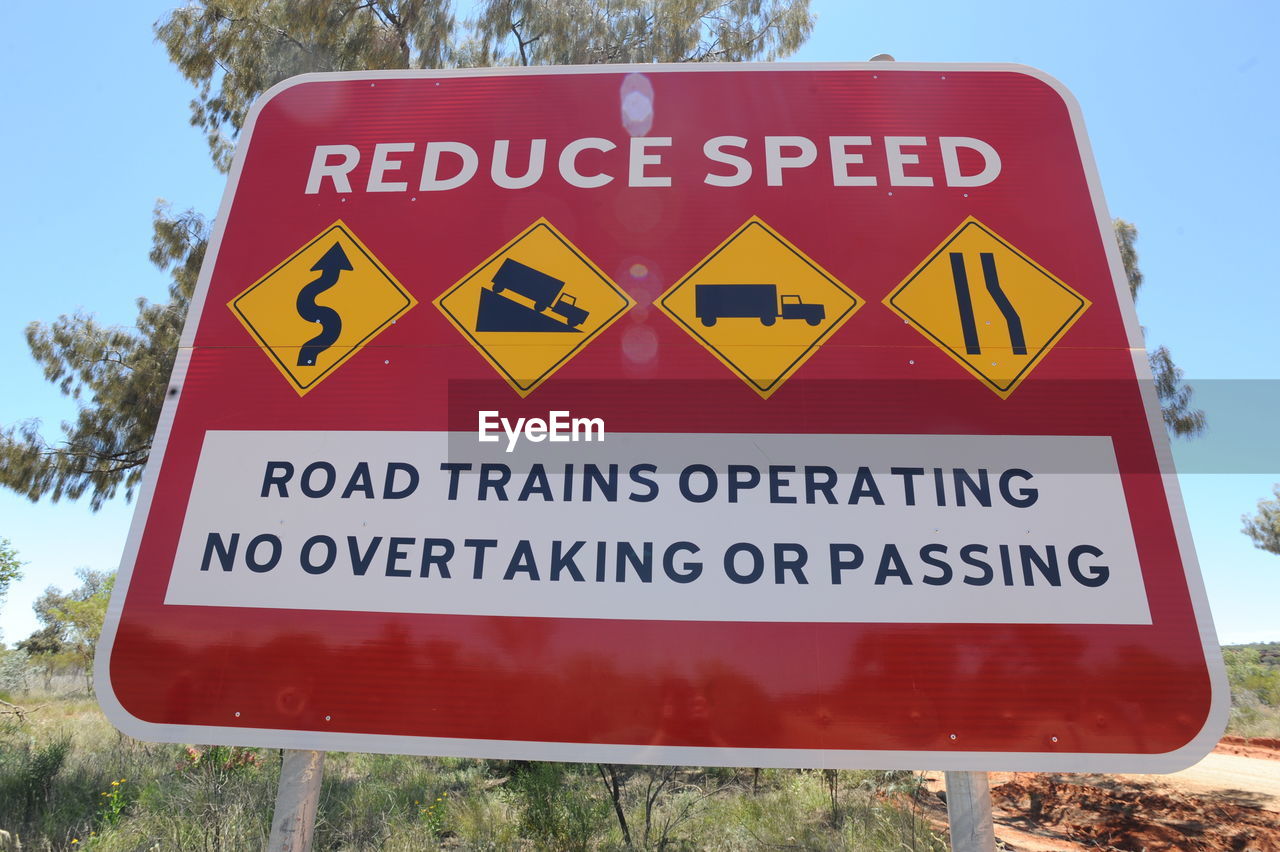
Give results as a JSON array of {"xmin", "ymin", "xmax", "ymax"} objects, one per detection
[
  {"xmin": 944, "ymin": 771, "xmax": 996, "ymax": 852},
  {"xmin": 267, "ymin": 749, "xmax": 325, "ymax": 852}
]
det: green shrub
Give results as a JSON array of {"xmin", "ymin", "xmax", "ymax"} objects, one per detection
[
  {"xmin": 0, "ymin": 698, "xmax": 948, "ymax": 851},
  {"xmin": 1224, "ymin": 645, "xmax": 1280, "ymax": 737},
  {"xmin": 506, "ymin": 761, "xmax": 611, "ymax": 849},
  {"xmin": 13, "ymin": 735, "xmax": 72, "ymax": 821}
]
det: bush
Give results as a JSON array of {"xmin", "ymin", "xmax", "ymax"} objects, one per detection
[
  {"xmin": 507, "ymin": 761, "xmax": 611, "ymax": 849},
  {"xmin": 0, "ymin": 697, "xmax": 948, "ymax": 851},
  {"xmin": 1224, "ymin": 645, "xmax": 1280, "ymax": 737},
  {"xmin": 0, "ymin": 650, "xmax": 38, "ymax": 694}
]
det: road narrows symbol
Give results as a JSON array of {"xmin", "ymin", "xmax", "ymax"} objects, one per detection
[
  {"xmin": 949, "ymin": 251, "xmax": 1028, "ymax": 357},
  {"xmin": 885, "ymin": 216, "xmax": 1089, "ymax": 398}
]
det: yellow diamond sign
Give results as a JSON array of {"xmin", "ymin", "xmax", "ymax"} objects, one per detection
[
  {"xmin": 884, "ymin": 217, "xmax": 1090, "ymax": 398},
  {"xmin": 229, "ymin": 221, "xmax": 416, "ymax": 395},
  {"xmin": 435, "ymin": 219, "xmax": 634, "ymax": 396},
  {"xmin": 655, "ymin": 217, "xmax": 863, "ymax": 398}
]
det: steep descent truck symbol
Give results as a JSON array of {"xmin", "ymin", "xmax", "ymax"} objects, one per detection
[
  {"xmin": 476, "ymin": 258, "xmax": 590, "ymax": 332},
  {"xmin": 695, "ymin": 284, "xmax": 825, "ymax": 327}
]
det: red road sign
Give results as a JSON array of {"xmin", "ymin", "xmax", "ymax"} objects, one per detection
[{"xmin": 97, "ymin": 64, "xmax": 1226, "ymax": 771}]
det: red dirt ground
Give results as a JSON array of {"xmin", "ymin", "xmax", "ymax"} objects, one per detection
[
  {"xmin": 916, "ymin": 740, "xmax": 1280, "ymax": 851},
  {"xmin": 1218, "ymin": 737, "xmax": 1280, "ymax": 762},
  {"xmin": 984, "ymin": 775, "xmax": 1280, "ymax": 851}
]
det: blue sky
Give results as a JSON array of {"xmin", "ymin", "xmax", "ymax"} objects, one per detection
[{"xmin": 1, "ymin": 0, "xmax": 1277, "ymax": 645}]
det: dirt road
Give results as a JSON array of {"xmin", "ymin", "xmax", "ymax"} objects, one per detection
[
  {"xmin": 1116, "ymin": 751, "xmax": 1280, "ymax": 810},
  {"xmin": 919, "ymin": 742, "xmax": 1280, "ymax": 850}
]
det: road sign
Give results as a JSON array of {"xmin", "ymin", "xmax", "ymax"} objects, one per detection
[
  {"xmin": 656, "ymin": 217, "xmax": 862, "ymax": 397},
  {"xmin": 98, "ymin": 64, "xmax": 1225, "ymax": 773},
  {"xmin": 884, "ymin": 217, "xmax": 1090, "ymax": 397},
  {"xmin": 230, "ymin": 221, "xmax": 417, "ymax": 394},
  {"xmin": 435, "ymin": 218, "xmax": 635, "ymax": 395}
]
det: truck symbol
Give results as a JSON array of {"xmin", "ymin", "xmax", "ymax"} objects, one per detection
[
  {"xmin": 549, "ymin": 293, "xmax": 589, "ymax": 328},
  {"xmin": 476, "ymin": 258, "xmax": 591, "ymax": 333},
  {"xmin": 694, "ymin": 284, "xmax": 825, "ymax": 327}
]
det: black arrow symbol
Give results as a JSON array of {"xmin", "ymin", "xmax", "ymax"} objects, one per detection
[{"xmin": 296, "ymin": 242, "xmax": 353, "ymax": 367}]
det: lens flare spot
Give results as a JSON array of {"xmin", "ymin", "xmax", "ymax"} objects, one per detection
[
  {"xmin": 620, "ymin": 73, "xmax": 655, "ymax": 136},
  {"xmin": 622, "ymin": 325, "xmax": 658, "ymax": 364}
]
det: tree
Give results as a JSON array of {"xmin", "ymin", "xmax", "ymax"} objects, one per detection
[
  {"xmin": 0, "ymin": 0, "xmax": 813, "ymax": 510},
  {"xmin": 0, "ymin": 205, "xmax": 207, "ymax": 510},
  {"xmin": 0, "ymin": 538, "xmax": 25, "ymax": 644},
  {"xmin": 469, "ymin": 0, "xmax": 814, "ymax": 70},
  {"xmin": 1114, "ymin": 220, "xmax": 1206, "ymax": 438},
  {"xmin": 15, "ymin": 625, "xmax": 64, "ymax": 658},
  {"xmin": 18, "ymin": 568, "xmax": 115, "ymax": 691},
  {"xmin": 0, "ymin": 537, "xmax": 21, "ymax": 602},
  {"xmin": 1243, "ymin": 485, "xmax": 1280, "ymax": 556},
  {"xmin": 156, "ymin": 0, "xmax": 814, "ymax": 173}
]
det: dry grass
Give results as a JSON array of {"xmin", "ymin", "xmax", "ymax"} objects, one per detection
[{"xmin": 0, "ymin": 692, "xmax": 943, "ymax": 851}]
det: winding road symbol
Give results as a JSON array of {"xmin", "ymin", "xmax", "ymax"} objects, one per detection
[{"xmin": 296, "ymin": 242, "xmax": 353, "ymax": 366}]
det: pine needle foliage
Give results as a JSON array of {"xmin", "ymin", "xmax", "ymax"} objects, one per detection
[
  {"xmin": 0, "ymin": 205, "xmax": 207, "ymax": 509},
  {"xmin": 1114, "ymin": 218, "xmax": 1206, "ymax": 438},
  {"xmin": 156, "ymin": 0, "xmax": 814, "ymax": 172},
  {"xmin": 156, "ymin": 0, "xmax": 458, "ymax": 170},
  {"xmin": 1243, "ymin": 485, "xmax": 1280, "ymax": 556},
  {"xmin": 471, "ymin": 0, "xmax": 815, "ymax": 69}
]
